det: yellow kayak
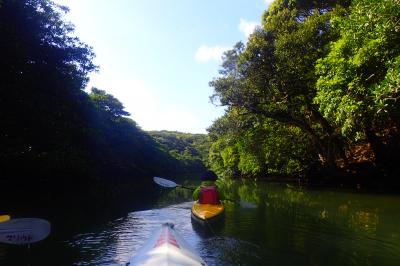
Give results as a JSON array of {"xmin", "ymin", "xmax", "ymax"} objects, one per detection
[
  {"xmin": 0, "ymin": 215, "xmax": 10, "ymax": 223},
  {"xmin": 191, "ymin": 201, "xmax": 224, "ymax": 226}
]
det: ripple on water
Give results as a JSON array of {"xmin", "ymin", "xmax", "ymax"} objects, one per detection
[
  {"xmin": 67, "ymin": 202, "xmax": 202, "ymax": 265},
  {"xmin": 66, "ymin": 199, "xmax": 400, "ymax": 266}
]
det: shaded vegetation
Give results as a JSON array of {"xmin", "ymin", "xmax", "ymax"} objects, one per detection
[{"xmin": 0, "ymin": 0, "xmax": 185, "ymax": 210}]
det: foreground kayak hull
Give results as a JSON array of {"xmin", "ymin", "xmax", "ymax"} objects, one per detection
[
  {"xmin": 191, "ymin": 202, "xmax": 225, "ymax": 227},
  {"xmin": 127, "ymin": 223, "xmax": 206, "ymax": 266}
]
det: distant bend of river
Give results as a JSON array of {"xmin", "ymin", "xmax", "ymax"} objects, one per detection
[{"xmin": 1, "ymin": 181, "xmax": 400, "ymax": 266}]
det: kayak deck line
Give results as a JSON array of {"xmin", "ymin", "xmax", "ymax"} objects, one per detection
[
  {"xmin": 154, "ymin": 226, "xmax": 180, "ymax": 249},
  {"xmin": 127, "ymin": 223, "xmax": 206, "ymax": 266}
]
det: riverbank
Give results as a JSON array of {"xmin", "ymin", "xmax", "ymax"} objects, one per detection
[
  {"xmin": 253, "ymin": 163, "xmax": 400, "ymax": 194},
  {"xmin": 245, "ymin": 142, "xmax": 400, "ymax": 193}
]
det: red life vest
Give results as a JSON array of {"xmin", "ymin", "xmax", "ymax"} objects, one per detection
[{"xmin": 199, "ymin": 186, "xmax": 219, "ymax": 204}]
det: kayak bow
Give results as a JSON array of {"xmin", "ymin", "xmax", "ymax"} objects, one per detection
[
  {"xmin": 127, "ymin": 223, "xmax": 206, "ymax": 266},
  {"xmin": 191, "ymin": 202, "xmax": 224, "ymax": 226}
]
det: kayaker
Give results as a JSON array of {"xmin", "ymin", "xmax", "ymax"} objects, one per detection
[{"xmin": 192, "ymin": 170, "xmax": 224, "ymax": 203}]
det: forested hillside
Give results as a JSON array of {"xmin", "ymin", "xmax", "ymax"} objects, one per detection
[
  {"xmin": 208, "ymin": 0, "xmax": 400, "ymax": 188},
  {"xmin": 148, "ymin": 131, "xmax": 210, "ymax": 174},
  {"xmin": 0, "ymin": 0, "xmax": 180, "ymax": 208}
]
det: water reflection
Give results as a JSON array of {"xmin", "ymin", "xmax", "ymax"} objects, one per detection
[
  {"xmin": 219, "ymin": 181, "xmax": 400, "ymax": 265},
  {"xmin": 1, "ymin": 182, "xmax": 400, "ymax": 265}
]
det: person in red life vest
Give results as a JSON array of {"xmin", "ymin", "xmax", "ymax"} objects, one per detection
[{"xmin": 192, "ymin": 170, "xmax": 224, "ymax": 203}]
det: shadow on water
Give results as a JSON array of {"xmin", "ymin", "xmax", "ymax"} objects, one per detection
[
  {"xmin": 191, "ymin": 213, "xmax": 225, "ymax": 238},
  {"xmin": 1, "ymin": 181, "xmax": 400, "ymax": 265}
]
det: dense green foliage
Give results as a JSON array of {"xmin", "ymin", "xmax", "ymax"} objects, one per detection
[
  {"xmin": 208, "ymin": 111, "xmax": 315, "ymax": 177},
  {"xmin": 315, "ymin": 0, "xmax": 400, "ymax": 169},
  {"xmin": 0, "ymin": 0, "xmax": 183, "ymax": 206},
  {"xmin": 208, "ymin": 0, "xmax": 400, "ymax": 181},
  {"xmin": 148, "ymin": 131, "xmax": 209, "ymax": 173}
]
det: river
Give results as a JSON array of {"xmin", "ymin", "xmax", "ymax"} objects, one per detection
[{"xmin": 1, "ymin": 181, "xmax": 400, "ymax": 265}]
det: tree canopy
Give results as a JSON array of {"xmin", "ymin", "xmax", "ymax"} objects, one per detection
[
  {"xmin": 315, "ymin": 0, "xmax": 400, "ymax": 168},
  {"xmin": 208, "ymin": 0, "xmax": 400, "ymax": 183},
  {"xmin": 90, "ymin": 88, "xmax": 131, "ymax": 117},
  {"xmin": 0, "ymin": 0, "xmax": 200, "ymax": 208}
]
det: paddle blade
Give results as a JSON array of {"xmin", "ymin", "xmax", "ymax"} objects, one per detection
[
  {"xmin": 0, "ymin": 218, "xmax": 51, "ymax": 245},
  {"xmin": 0, "ymin": 215, "xmax": 10, "ymax": 223},
  {"xmin": 153, "ymin": 177, "xmax": 178, "ymax": 188}
]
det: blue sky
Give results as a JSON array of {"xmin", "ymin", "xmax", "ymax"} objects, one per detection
[{"xmin": 53, "ymin": 0, "xmax": 272, "ymax": 133}]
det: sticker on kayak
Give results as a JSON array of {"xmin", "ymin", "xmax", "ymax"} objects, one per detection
[
  {"xmin": 0, "ymin": 218, "xmax": 51, "ymax": 245},
  {"xmin": 154, "ymin": 227, "xmax": 180, "ymax": 249}
]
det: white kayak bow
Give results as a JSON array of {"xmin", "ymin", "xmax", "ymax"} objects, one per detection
[{"xmin": 127, "ymin": 223, "xmax": 206, "ymax": 266}]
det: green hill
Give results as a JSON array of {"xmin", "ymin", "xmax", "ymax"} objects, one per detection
[{"xmin": 148, "ymin": 131, "xmax": 210, "ymax": 174}]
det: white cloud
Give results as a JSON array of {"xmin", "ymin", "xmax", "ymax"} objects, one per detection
[
  {"xmin": 194, "ymin": 45, "xmax": 230, "ymax": 63},
  {"xmin": 264, "ymin": 0, "xmax": 274, "ymax": 6},
  {"xmin": 238, "ymin": 18, "xmax": 260, "ymax": 38}
]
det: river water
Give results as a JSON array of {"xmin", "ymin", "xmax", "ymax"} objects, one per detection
[{"xmin": 1, "ymin": 181, "xmax": 400, "ymax": 265}]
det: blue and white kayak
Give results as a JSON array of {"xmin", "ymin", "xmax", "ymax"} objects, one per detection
[{"xmin": 127, "ymin": 223, "xmax": 206, "ymax": 266}]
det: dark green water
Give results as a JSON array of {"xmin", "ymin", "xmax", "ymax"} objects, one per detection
[{"xmin": 1, "ymin": 181, "xmax": 400, "ymax": 265}]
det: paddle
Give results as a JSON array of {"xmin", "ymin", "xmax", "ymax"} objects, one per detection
[
  {"xmin": 154, "ymin": 176, "xmax": 195, "ymax": 191},
  {"xmin": 153, "ymin": 177, "xmax": 257, "ymax": 208},
  {"xmin": 0, "ymin": 215, "xmax": 11, "ymax": 223},
  {"xmin": 0, "ymin": 218, "xmax": 51, "ymax": 245},
  {"xmin": 155, "ymin": 175, "xmax": 228, "ymax": 196}
]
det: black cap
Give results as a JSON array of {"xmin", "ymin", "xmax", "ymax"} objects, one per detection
[{"xmin": 201, "ymin": 170, "xmax": 218, "ymax": 181}]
